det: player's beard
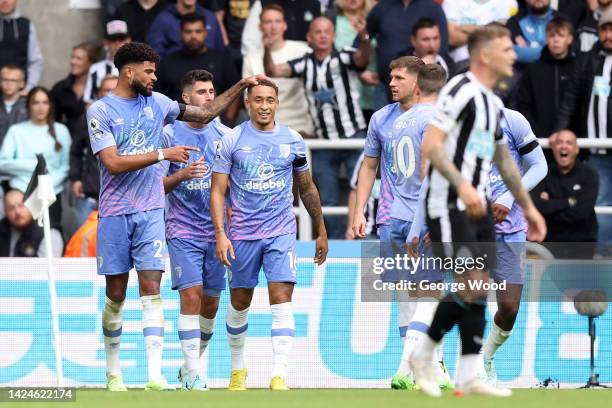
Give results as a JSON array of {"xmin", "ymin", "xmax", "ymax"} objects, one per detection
[{"xmin": 131, "ymin": 78, "xmax": 152, "ymax": 97}]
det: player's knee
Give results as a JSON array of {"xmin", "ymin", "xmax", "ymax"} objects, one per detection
[
  {"xmin": 180, "ymin": 287, "xmax": 202, "ymax": 308},
  {"xmin": 230, "ymin": 297, "xmax": 251, "ymax": 311},
  {"xmin": 498, "ymin": 301, "xmax": 520, "ymax": 321},
  {"xmin": 106, "ymin": 287, "xmax": 127, "ymax": 303},
  {"xmin": 202, "ymin": 294, "xmax": 220, "ymax": 315},
  {"xmin": 139, "ymin": 281, "xmax": 161, "ymax": 296}
]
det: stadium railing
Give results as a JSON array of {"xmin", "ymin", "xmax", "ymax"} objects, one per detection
[{"xmin": 295, "ymin": 138, "xmax": 612, "ymax": 240}]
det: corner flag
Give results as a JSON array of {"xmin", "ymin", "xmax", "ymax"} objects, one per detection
[
  {"xmin": 23, "ymin": 153, "xmax": 64, "ymax": 387},
  {"xmin": 24, "ymin": 154, "xmax": 57, "ymax": 222}
]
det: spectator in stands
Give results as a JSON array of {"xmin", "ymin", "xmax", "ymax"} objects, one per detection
[
  {"xmin": 242, "ymin": 4, "xmax": 313, "ymax": 136},
  {"xmin": 367, "ymin": 0, "xmax": 448, "ymax": 108},
  {"xmin": 241, "ymin": 0, "xmax": 321, "ymax": 57},
  {"xmin": 531, "ymin": 130, "xmax": 599, "ymax": 258},
  {"xmin": 556, "ymin": 7, "xmax": 612, "ymax": 247},
  {"xmin": 0, "ymin": 87, "xmax": 71, "ymax": 229},
  {"xmin": 507, "ymin": 0, "xmax": 559, "ymax": 66},
  {"xmin": 83, "ymin": 20, "xmax": 130, "ymax": 103},
  {"xmin": 264, "ymin": 15, "xmax": 373, "ymax": 238},
  {"xmin": 147, "ymin": 0, "xmax": 224, "ymax": 57},
  {"xmin": 155, "ymin": 13, "xmax": 240, "ymax": 119},
  {"xmin": 404, "ymin": 17, "xmax": 454, "ymax": 76},
  {"xmin": 0, "ymin": 64, "xmax": 27, "ymax": 148},
  {"xmin": 0, "ymin": 189, "xmax": 63, "ymax": 257},
  {"xmin": 209, "ymin": 0, "xmax": 254, "ymax": 73},
  {"xmin": 51, "ymin": 42, "xmax": 101, "ymax": 139},
  {"xmin": 443, "ymin": 0, "xmax": 516, "ymax": 72},
  {"xmin": 518, "ymin": 0, "xmax": 586, "ymax": 28},
  {"xmin": 0, "ymin": 0, "xmax": 43, "ymax": 91},
  {"xmin": 329, "ymin": 0, "xmax": 378, "ymax": 121},
  {"xmin": 70, "ymin": 75, "xmax": 117, "ymax": 227},
  {"xmin": 516, "ymin": 16, "xmax": 575, "ymax": 141},
  {"xmin": 114, "ymin": 0, "xmax": 168, "ymax": 43},
  {"xmin": 576, "ymin": 0, "xmax": 612, "ymax": 52}
]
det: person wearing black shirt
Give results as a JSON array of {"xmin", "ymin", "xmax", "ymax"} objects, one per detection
[
  {"xmin": 155, "ymin": 13, "xmax": 240, "ymax": 119},
  {"xmin": 114, "ymin": 0, "xmax": 168, "ymax": 43},
  {"xmin": 531, "ymin": 130, "xmax": 599, "ymax": 257}
]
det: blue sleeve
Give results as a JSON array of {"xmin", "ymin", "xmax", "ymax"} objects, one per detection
[
  {"xmin": 87, "ymin": 101, "xmax": 115, "ymax": 155},
  {"xmin": 160, "ymin": 125, "xmax": 173, "ymax": 176},
  {"xmin": 292, "ymin": 133, "xmax": 309, "ymax": 173},
  {"xmin": 363, "ymin": 114, "xmax": 381, "ymax": 157},
  {"xmin": 514, "ymin": 44, "xmax": 543, "ymax": 64},
  {"xmin": 407, "ymin": 177, "xmax": 429, "ymax": 243},
  {"xmin": 153, "ymin": 92, "xmax": 180, "ymax": 123},
  {"xmin": 495, "ymin": 146, "xmax": 547, "ymax": 209},
  {"xmin": 212, "ymin": 129, "xmax": 238, "ymax": 174}
]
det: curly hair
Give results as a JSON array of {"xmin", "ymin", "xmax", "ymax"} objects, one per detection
[{"xmin": 113, "ymin": 41, "xmax": 160, "ymax": 70}]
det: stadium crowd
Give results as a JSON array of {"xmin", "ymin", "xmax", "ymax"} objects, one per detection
[{"xmin": 0, "ymin": 0, "xmax": 611, "ymax": 256}]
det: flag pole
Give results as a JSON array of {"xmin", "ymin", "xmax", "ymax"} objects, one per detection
[{"xmin": 39, "ymin": 180, "xmax": 64, "ymax": 388}]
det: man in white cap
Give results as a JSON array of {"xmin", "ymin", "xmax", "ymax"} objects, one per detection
[{"xmin": 83, "ymin": 20, "xmax": 131, "ymax": 103}]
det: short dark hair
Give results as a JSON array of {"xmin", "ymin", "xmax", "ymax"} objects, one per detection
[
  {"xmin": 181, "ymin": 69, "xmax": 214, "ymax": 91},
  {"xmin": 114, "ymin": 42, "xmax": 159, "ymax": 70},
  {"xmin": 418, "ymin": 64, "xmax": 447, "ymax": 96},
  {"xmin": 546, "ymin": 16, "xmax": 573, "ymax": 36},
  {"xmin": 411, "ymin": 17, "xmax": 438, "ymax": 37},
  {"xmin": 247, "ymin": 78, "xmax": 279, "ymax": 95},
  {"xmin": 0, "ymin": 63, "xmax": 25, "ymax": 76},
  {"xmin": 260, "ymin": 3, "xmax": 284, "ymax": 21},
  {"xmin": 180, "ymin": 13, "xmax": 207, "ymax": 31},
  {"xmin": 389, "ymin": 55, "xmax": 425, "ymax": 75},
  {"xmin": 468, "ymin": 23, "xmax": 512, "ymax": 57}
]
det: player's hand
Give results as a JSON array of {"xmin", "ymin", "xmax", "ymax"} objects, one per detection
[
  {"xmin": 457, "ymin": 181, "xmax": 486, "ymax": 219},
  {"xmin": 524, "ymin": 205, "xmax": 547, "ymax": 242},
  {"xmin": 163, "ymin": 145, "xmax": 200, "ymax": 163},
  {"xmin": 72, "ymin": 180, "xmax": 84, "ymax": 198},
  {"xmin": 241, "ymin": 74, "xmax": 269, "ymax": 87},
  {"xmin": 179, "ymin": 157, "xmax": 206, "ymax": 180},
  {"xmin": 406, "ymin": 236, "xmax": 419, "ymax": 259},
  {"xmin": 215, "ymin": 233, "xmax": 235, "ymax": 266},
  {"xmin": 352, "ymin": 212, "xmax": 367, "ymax": 238},
  {"xmin": 314, "ymin": 234, "xmax": 328, "ymax": 265},
  {"xmin": 492, "ymin": 202, "xmax": 510, "ymax": 224}
]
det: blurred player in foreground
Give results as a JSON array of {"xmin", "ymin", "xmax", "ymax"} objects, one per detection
[
  {"xmin": 162, "ymin": 70, "xmax": 232, "ymax": 391},
  {"xmin": 409, "ymin": 25, "xmax": 546, "ymax": 397},
  {"xmin": 211, "ymin": 79, "xmax": 328, "ymax": 390},
  {"xmin": 87, "ymin": 42, "xmax": 263, "ymax": 391}
]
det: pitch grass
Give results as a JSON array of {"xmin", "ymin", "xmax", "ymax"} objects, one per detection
[{"xmin": 7, "ymin": 389, "xmax": 612, "ymax": 408}]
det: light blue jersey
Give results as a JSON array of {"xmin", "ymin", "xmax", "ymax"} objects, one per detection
[
  {"xmin": 212, "ymin": 121, "xmax": 308, "ymax": 240},
  {"xmin": 364, "ymin": 102, "xmax": 404, "ymax": 226},
  {"xmin": 389, "ymin": 103, "xmax": 435, "ymax": 222},
  {"xmin": 87, "ymin": 91, "xmax": 180, "ymax": 217},
  {"xmin": 163, "ymin": 118, "xmax": 230, "ymax": 242},
  {"xmin": 489, "ymin": 108, "xmax": 541, "ymax": 235}
]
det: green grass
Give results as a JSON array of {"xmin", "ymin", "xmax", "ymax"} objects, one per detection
[{"xmin": 7, "ymin": 389, "xmax": 612, "ymax": 408}]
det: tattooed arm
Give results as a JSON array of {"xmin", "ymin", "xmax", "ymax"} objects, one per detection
[
  {"xmin": 180, "ymin": 75, "xmax": 266, "ymax": 124},
  {"xmin": 294, "ymin": 170, "xmax": 328, "ymax": 265}
]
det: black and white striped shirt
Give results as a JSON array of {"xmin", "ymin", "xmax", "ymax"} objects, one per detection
[
  {"xmin": 83, "ymin": 59, "xmax": 118, "ymax": 103},
  {"xmin": 287, "ymin": 47, "xmax": 366, "ymax": 139},
  {"xmin": 426, "ymin": 72, "xmax": 505, "ymax": 218},
  {"xmin": 587, "ymin": 52, "xmax": 612, "ymax": 154}
]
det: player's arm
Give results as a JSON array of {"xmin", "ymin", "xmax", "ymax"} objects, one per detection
[
  {"xmin": 98, "ymin": 145, "xmax": 198, "ymax": 176},
  {"xmin": 263, "ymin": 45, "xmax": 292, "ymax": 77},
  {"xmin": 294, "ymin": 169, "xmax": 328, "ymax": 265},
  {"xmin": 493, "ymin": 143, "xmax": 546, "ymax": 241},
  {"xmin": 352, "ymin": 155, "xmax": 379, "ymax": 237},
  {"xmin": 493, "ymin": 142, "xmax": 547, "ymax": 222},
  {"xmin": 163, "ymin": 157, "xmax": 205, "ymax": 193},
  {"xmin": 180, "ymin": 75, "xmax": 267, "ymax": 124},
  {"xmin": 211, "ymin": 171, "xmax": 234, "ymax": 266}
]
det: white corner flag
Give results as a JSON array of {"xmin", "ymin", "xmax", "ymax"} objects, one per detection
[{"xmin": 23, "ymin": 154, "xmax": 64, "ymax": 387}]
